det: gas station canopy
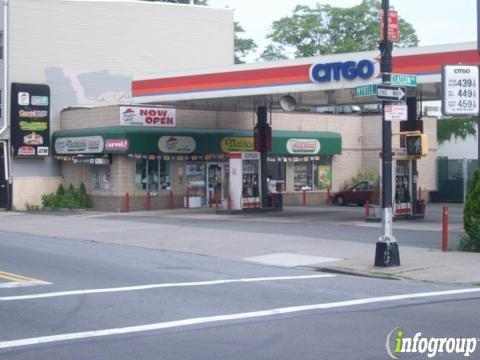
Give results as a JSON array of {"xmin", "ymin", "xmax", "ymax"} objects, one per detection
[{"xmin": 132, "ymin": 42, "xmax": 480, "ymax": 111}]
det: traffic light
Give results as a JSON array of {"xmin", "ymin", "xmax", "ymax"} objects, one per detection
[
  {"xmin": 253, "ymin": 124, "xmax": 272, "ymax": 152},
  {"xmin": 405, "ymin": 132, "xmax": 429, "ymax": 157}
]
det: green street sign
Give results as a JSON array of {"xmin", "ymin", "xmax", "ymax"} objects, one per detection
[
  {"xmin": 390, "ymin": 73, "xmax": 417, "ymax": 87},
  {"xmin": 355, "ymin": 84, "xmax": 377, "ymax": 97}
]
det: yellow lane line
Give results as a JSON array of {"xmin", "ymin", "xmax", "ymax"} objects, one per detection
[{"xmin": 0, "ymin": 271, "xmax": 44, "ymax": 283}]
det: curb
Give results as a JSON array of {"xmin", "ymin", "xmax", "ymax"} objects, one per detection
[{"xmin": 308, "ymin": 266, "xmax": 403, "ymax": 281}]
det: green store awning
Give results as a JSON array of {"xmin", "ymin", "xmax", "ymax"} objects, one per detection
[{"xmin": 52, "ymin": 126, "xmax": 342, "ymax": 156}]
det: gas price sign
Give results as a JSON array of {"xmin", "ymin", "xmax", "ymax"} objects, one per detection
[{"xmin": 442, "ymin": 65, "xmax": 479, "ymax": 115}]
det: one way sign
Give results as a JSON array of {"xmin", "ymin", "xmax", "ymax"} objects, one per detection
[{"xmin": 377, "ymin": 85, "xmax": 406, "ymax": 101}]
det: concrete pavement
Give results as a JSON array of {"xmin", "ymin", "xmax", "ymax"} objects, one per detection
[{"xmin": 0, "ymin": 203, "xmax": 477, "ymax": 285}]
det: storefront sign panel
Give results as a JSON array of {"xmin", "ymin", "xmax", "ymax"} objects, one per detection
[
  {"xmin": 220, "ymin": 137, "xmax": 253, "ymax": 153},
  {"xmin": 11, "ymin": 83, "xmax": 51, "ymax": 157},
  {"xmin": 286, "ymin": 139, "xmax": 321, "ymax": 155},
  {"xmin": 120, "ymin": 106, "xmax": 176, "ymax": 127},
  {"xmin": 158, "ymin": 136, "xmax": 196, "ymax": 153},
  {"xmin": 55, "ymin": 136, "xmax": 104, "ymax": 154},
  {"xmin": 105, "ymin": 139, "xmax": 129, "ymax": 152}
]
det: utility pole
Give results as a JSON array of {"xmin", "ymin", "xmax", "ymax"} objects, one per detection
[
  {"xmin": 477, "ymin": 0, "xmax": 480, "ymax": 168},
  {"xmin": 374, "ymin": 0, "xmax": 400, "ymax": 267}
]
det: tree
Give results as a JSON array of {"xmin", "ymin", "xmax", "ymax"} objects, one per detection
[
  {"xmin": 437, "ymin": 117, "xmax": 477, "ymax": 144},
  {"xmin": 260, "ymin": 0, "xmax": 418, "ymax": 60},
  {"xmin": 234, "ymin": 22, "xmax": 257, "ymax": 64}
]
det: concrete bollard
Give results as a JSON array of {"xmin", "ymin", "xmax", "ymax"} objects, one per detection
[
  {"xmin": 168, "ymin": 191, "xmax": 174, "ymax": 209},
  {"xmin": 146, "ymin": 192, "xmax": 151, "ymax": 211},
  {"xmin": 124, "ymin": 192, "xmax": 130, "ymax": 213},
  {"xmin": 364, "ymin": 200, "xmax": 370, "ymax": 218}
]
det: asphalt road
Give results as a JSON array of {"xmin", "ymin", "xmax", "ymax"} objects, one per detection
[
  {"xmin": 101, "ymin": 203, "xmax": 464, "ymax": 250},
  {"xmin": 0, "ymin": 231, "xmax": 478, "ymax": 360}
]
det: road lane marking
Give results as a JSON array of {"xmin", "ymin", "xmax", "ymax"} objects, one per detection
[
  {"xmin": 0, "ymin": 287, "xmax": 479, "ymax": 350},
  {"xmin": 0, "ymin": 271, "xmax": 46, "ymax": 283},
  {"xmin": 0, "ymin": 281, "xmax": 51, "ymax": 289},
  {"xmin": 0, "ymin": 274, "xmax": 335, "ymax": 301}
]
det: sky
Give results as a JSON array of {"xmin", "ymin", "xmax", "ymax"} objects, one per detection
[{"xmin": 208, "ymin": 0, "xmax": 477, "ymax": 62}]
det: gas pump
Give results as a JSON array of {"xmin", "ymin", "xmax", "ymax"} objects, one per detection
[
  {"xmin": 393, "ymin": 158, "xmax": 412, "ymax": 216},
  {"xmin": 229, "ymin": 151, "xmax": 261, "ymax": 210}
]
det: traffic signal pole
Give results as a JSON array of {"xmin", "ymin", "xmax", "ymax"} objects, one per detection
[{"xmin": 375, "ymin": 0, "xmax": 400, "ymax": 267}]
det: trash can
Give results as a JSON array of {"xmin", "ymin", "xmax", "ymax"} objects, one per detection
[
  {"xmin": 267, "ymin": 193, "xmax": 283, "ymax": 210},
  {"xmin": 417, "ymin": 199, "xmax": 426, "ymax": 215}
]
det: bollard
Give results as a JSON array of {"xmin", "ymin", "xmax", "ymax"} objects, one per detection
[
  {"xmin": 364, "ymin": 200, "xmax": 370, "ymax": 218},
  {"xmin": 442, "ymin": 205, "xmax": 448, "ymax": 252},
  {"xmin": 168, "ymin": 191, "xmax": 174, "ymax": 209},
  {"xmin": 227, "ymin": 193, "xmax": 232, "ymax": 211},
  {"xmin": 146, "ymin": 192, "xmax": 151, "ymax": 211},
  {"xmin": 327, "ymin": 188, "xmax": 331, "ymax": 204},
  {"xmin": 209, "ymin": 191, "xmax": 213, "ymax": 207},
  {"xmin": 124, "ymin": 192, "xmax": 130, "ymax": 213},
  {"xmin": 303, "ymin": 189, "xmax": 307, "ymax": 206},
  {"xmin": 185, "ymin": 191, "xmax": 189, "ymax": 208},
  {"xmin": 271, "ymin": 194, "xmax": 276, "ymax": 208},
  {"xmin": 418, "ymin": 187, "xmax": 422, "ymax": 201},
  {"xmin": 214, "ymin": 196, "xmax": 219, "ymax": 210}
]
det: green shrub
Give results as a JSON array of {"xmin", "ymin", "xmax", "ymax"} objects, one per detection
[
  {"xmin": 459, "ymin": 218, "xmax": 480, "ymax": 252},
  {"xmin": 41, "ymin": 193, "xmax": 62, "ymax": 209},
  {"xmin": 462, "ymin": 169, "xmax": 480, "ymax": 252},
  {"xmin": 75, "ymin": 182, "xmax": 92, "ymax": 208},
  {"xmin": 59, "ymin": 191, "xmax": 77, "ymax": 209},
  {"xmin": 56, "ymin": 184, "xmax": 65, "ymax": 196},
  {"xmin": 41, "ymin": 183, "xmax": 92, "ymax": 210}
]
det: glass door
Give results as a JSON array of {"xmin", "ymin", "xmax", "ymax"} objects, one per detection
[
  {"xmin": 185, "ymin": 163, "xmax": 206, "ymax": 207},
  {"xmin": 207, "ymin": 163, "xmax": 223, "ymax": 206}
]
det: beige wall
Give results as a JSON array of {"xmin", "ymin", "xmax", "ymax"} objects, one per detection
[{"xmin": 12, "ymin": 177, "xmax": 62, "ymax": 210}]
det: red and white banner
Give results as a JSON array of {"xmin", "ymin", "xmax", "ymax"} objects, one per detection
[{"xmin": 120, "ymin": 106, "xmax": 176, "ymax": 127}]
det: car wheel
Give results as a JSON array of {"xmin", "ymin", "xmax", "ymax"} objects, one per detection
[{"xmin": 336, "ymin": 196, "xmax": 344, "ymax": 206}]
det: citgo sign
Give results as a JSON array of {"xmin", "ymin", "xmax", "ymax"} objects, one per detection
[{"xmin": 310, "ymin": 60, "xmax": 375, "ymax": 82}]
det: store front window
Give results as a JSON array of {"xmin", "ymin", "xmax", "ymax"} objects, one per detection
[
  {"xmin": 267, "ymin": 160, "xmax": 286, "ymax": 193},
  {"xmin": 92, "ymin": 166, "xmax": 112, "ymax": 191},
  {"xmin": 134, "ymin": 157, "xmax": 171, "ymax": 193},
  {"xmin": 294, "ymin": 156, "xmax": 332, "ymax": 191}
]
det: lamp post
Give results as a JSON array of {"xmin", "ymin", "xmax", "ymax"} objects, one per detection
[{"xmin": 374, "ymin": 0, "xmax": 400, "ymax": 267}]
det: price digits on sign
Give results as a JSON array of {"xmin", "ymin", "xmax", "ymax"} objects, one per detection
[{"xmin": 456, "ymin": 79, "xmax": 477, "ymax": 109}]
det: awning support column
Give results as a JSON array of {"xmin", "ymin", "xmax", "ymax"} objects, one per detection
[{"xmin": 257, "ymin": 106, "xmax": 269, "ymax": 208}]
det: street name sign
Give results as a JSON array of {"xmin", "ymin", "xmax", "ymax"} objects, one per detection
[
  {"xmin": 442, "ymin": 64, "xmax": 479, "ymax": 115},
  {"xmin": 390, "ymin": 73, "xmax": 417, "ymax": 87},
  {"xmin": 355, "ymin": 84, "xmax": 377, "ymax": 97},
  {"xmin": 385, "ymin": 104, "xmax": 408, "ymax": 121},
  {"xmin": 377, "ymin": 85, "xmax": 406, "ymax": 101}
]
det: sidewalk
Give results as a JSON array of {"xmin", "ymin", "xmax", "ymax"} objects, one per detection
[{"xmin": 0, "ymin": 205, "xmax": 478, "ymax": 285}]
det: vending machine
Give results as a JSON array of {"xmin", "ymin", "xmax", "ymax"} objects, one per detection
[{"xmin": 229, "ymin": 152, "xmax": 261, "ymax": 210}]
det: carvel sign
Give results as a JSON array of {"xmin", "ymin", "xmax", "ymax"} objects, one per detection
[{"xmin": 309, "ymin": 60, "xmax": 375, "ymax": 82}]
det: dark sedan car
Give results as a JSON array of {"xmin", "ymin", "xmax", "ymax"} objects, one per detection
[{"xmin": 333, "ymin": 180, "xmax": 375, "ymax": 206}]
